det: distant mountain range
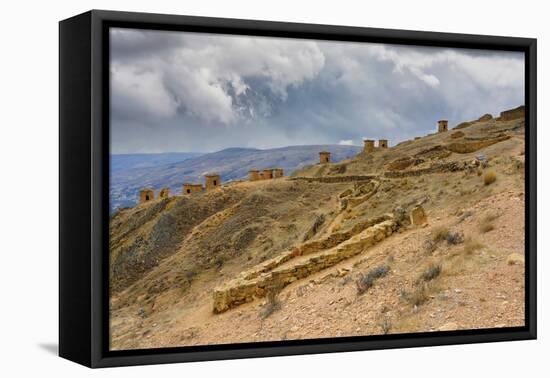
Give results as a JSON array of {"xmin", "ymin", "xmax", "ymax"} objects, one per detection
[
  {"xmin": 110, "ymin": 145, "xmax": 362, "ymax": 211},
  {"xmin": 111, "ymin": 152, "xmax": 204, "ymax": 172}
]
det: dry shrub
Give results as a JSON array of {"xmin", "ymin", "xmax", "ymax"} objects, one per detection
[
  {"xmin": 260, "ymin": 280, "xmax": 283, "ymax": 319},
  {"xmin": 432, "ymin": 226, "xmax": 463, "ymax": 246},
  {"xmin": 356, "ymin": 265, "xmax": 390, "ymax": 295},
  {"xmin": 379, "ymin": 315, "xmax": 392, "ymax": 335},
  {"xmin": 400, "ymin": 284, "xmax": 429, "ymax": 307},
  {"xmin": 421, "ymin": 264, "xmax": 442, "ymax": 282},
  {"xmin": 484, "ymin": 170, "xmax": 497, "ymax": 185}
]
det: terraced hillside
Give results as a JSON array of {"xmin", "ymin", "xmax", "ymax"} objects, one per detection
[{"xmin": 110, "ymin": 106, "xmax": 526, "ymax": 350}]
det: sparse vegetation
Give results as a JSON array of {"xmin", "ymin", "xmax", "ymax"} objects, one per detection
[
  {"xmin": 260, "ymin": 282, "xmax": 283, "ymax": 319},
  {"xmin": 480, "ymin": 212, "xmax": 499, "ymax": 233},
  {"xmin": 356, "ymin": 265, "xmax": 390, "ymax": 295},
  {"xmin": 432, "ymin": 226, "xmax": 450, "ymax": 243},
  {"xmin": 462, "ymin": 238, "xmax": 484, "ymax": 255},
  {"xmin": 446, "ymin": 231, "xmax": 464, "ymax": 245},
  {"xmin": 400, "ymin": 283, "xmax": 429, "ymax": 307},
  {"xmin": 379, "ymin": 315, "xmax": 392, "ymax": 335},
  {"xmin": 431, "ymin": 227, "xmax": 463, "ymax": 245},
  {"xmin": 421, "ymin": 263, "xmax": 442, "ymax": 282},
  {"xmin": 484, "ymin": 170, "xmax": 497, "ymax": 185}
]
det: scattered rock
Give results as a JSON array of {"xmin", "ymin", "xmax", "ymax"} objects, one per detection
[
  {"xmin": 438, "ymin": 322, "xmax": 459, "ymax": 331},
  {"xmin": 507, "ymin": 253, "xmax": 524, "ymax": 265}
]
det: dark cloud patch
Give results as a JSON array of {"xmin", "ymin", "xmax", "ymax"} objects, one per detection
[{"xmin": 109, "ymin": 28, "xmax": 524, "ymax": 154}]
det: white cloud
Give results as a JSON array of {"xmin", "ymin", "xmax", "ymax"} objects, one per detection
[
  {"xmin": 110, "ymin": 29, "xmax": 326, "ymax": 125},
  {"xmin": 338, "ymin": 139, "xmax": 354, "ymax": 146}
]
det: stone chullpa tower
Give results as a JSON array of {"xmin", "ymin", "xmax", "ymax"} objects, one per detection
[
  {"xmin": 262, "ymin": 169, "xmax": 273, "ymax": 180},
  {"xmin": 319, "ymin": 151, "xmax": 331, "ymax": 164},
  {"xmin": 273, "ymin": 168, "xmax": 284, "ymax": 178},
  {"xmin": 249, "ymin": 170, "xmax": 260, "ymax": 181},
  {"xmin": 183, "ymin": 183, "xmax": 203, "ymax": 195},
  {"xmin": 438, "ymin": 120, "xmax": 448, "ymax": 132},
  {"xmin": 139, "ymin": 188, "xmax": 154, "ymax": 203},
  {"xmin": 363, "ymin": 139, "xmax": 375, "ymax": 153},
  {"xmin": 158, "ymin": 187, "xmax": 170, "ymax": 199},
  {"xmin": 378, "ymin": 139, "xmax": 388, "ymax": 149},
  {"xmin": 205, "ymin": 174, "xmax": 221, "ymax": 190}
]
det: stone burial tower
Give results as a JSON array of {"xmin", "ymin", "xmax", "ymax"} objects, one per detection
[
  {"xmin": 248, "ymin": 170, "xmax": 260, "ymax": 181},
  {"xmin": 378, "ymin": 139, "xmax": 388, "ymax": 149},
  {"xmin": 205, "ymin": 174, "xmax": 221, "ymax": 190},
  {"xmin": 363, "ymin": 139, "xmax": 375, "ymax": 153},
  {"xmin": 183, "ymin": 183, "xmax": 203, "ymax": 195},
  {"xmin": 139, "ymin": 188, "xmax": 154, "ymax": 203},
  {"xmin": 438, "ymin": 120, "xmax": 449, "ymax": 132},
  {"xmin": 319, "ymin": 151, "xmax": 331, "ymax": 164},
  {"xmin": 273, "ymin": 168, "xmax": 284, "ymax": 178}
]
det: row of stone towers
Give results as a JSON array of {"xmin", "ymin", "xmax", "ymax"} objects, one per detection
[
  {"xmin": 248, "ymin": 168, "xmax": 284, "ymax": 181},
  {"xmin": 362, "ymin": 139, "xmax": 389, "ymax": 153},
  {"xmin": 139, "ymin": 174, "xmax": 222, "ymax": 204},
  {"xmin": 139, "ymin": 120, "xmax": 448, "ymax": 204}
]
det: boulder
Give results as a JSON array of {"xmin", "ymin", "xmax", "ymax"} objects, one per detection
[{"xmin": 410, "ymin": 205, "xmax": 428, "ymax": 226}]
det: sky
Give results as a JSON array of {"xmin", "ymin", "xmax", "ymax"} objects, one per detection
[{"xmin": 110, "ymin": 28, "xmax": 525, "ymax": 154}]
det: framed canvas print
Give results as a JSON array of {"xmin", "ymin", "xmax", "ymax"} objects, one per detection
[{"xmin": 59, "ymin": 10, "xmax": 537, "ymax": 368}]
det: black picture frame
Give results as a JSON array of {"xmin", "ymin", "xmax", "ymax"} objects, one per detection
[{"xmin": 59, "ymin": 9, "xmax": 537, "ymax": 368}]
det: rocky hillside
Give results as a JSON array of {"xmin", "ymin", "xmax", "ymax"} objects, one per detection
[
  {"xmin": 110, "ymin": 144, "xmax": 361, "ymax": 211},
  {"xmin": 109, "ymin": 107, "xmax": 525, "ymax": 350}
]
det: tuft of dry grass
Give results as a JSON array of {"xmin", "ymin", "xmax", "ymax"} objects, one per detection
[
  {"xmin": 462, "ymin": 238, "xmax": 484, "ymax": 255},
  {"xmin": 479, "ymin": 212, "xmax": 499, "ymax": 233},
  {"xmin": 484, "ymin": 170, "xmax": 497, "ymax": 185},
  {"xmin": 432, "ymin": 226, "xmax": 450, "ymax": 243}
]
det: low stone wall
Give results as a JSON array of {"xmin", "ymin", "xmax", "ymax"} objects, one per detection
[
  {"xmin": 340, "ymin": 180, "xmax": 380, "ymax": 209},
  {"xmin": 213, "ymin": 216, "xmax": 396, "ymax": 313},
  {"xmin": 291, "ymin": 175, "xmax": 376, "ymax": 183},
  {"xmin": 446, "ymin": 135, "xmax": 510, "ymax": 154},
  {"xmin": 384, "ymin": 160, "xmax": 480, "ymax": 178}
]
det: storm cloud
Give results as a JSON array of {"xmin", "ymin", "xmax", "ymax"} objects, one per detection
[{"xmin": 110, "ymin": 28, "xmax": 524, "ymax": 154}]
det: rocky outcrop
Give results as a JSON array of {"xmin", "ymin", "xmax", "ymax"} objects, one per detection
[
  {"xmin": 213, "ymin": 215, "xmax": 397, "ymax": 313},
  {"xmin": 497, "ymin": 106, "xmax": 525, "ymax": 121},
  {"xmin": 478, "ymin": 113, "xmax": 493, "ymax": 122}
]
